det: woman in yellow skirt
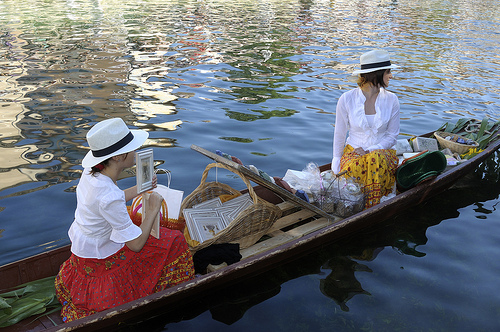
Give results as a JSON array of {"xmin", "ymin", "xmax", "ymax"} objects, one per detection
[{"xmin": 332, "ymin": 49, "xmax": 400, "ymax": 209}]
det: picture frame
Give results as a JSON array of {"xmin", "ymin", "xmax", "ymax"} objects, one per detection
[
  {"xmin": 183, "ymin": 208, "xmax": 219, "ymax": 242},
  {"xmin": 182, "ymin": 193, "xmax": 253, "ymax": 244},
  {"xmin": 136, "ymin": 149, "xmax": 154, "ymax": 194},
  {"xmin": 196, "ymin": 216, "xmax": 225, "ymax": 243}
]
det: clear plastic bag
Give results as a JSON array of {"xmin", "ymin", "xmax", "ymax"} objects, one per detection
[
  {"xmin": 313, "ymin": 170, "xmax": 365, "ymax": 217},
  {"xmin": 283, "ymin": 162, "xmax": 322, "ymax": 194},
  {"xmin": 301, "ymin": 162, "xmax": 322, "ymax": 193}
]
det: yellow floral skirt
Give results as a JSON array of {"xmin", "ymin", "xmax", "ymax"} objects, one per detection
[{"xmin": 339, "ymin": 145, "xmax": 398, "ymax": 209}]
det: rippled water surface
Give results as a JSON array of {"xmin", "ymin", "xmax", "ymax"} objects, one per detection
[{"xmin": 1, "ymin": 0, "xmax": 500, "ymax": 330}]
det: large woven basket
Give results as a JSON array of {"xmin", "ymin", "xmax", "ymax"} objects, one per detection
[
  {"xmin": 434, "ymin": 131, "xmax": 478, "ymax": 154},
  {"xmin": 181, "ymin": 162, "xmax": 282, "ymax": 252}
]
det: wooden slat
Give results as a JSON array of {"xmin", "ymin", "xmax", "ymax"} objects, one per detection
[
  {"xmin": 240, "ymin": 217, "xmax": 330, "ymax": 259},
  {"xmin": 286, "ymin": 217, "xmax": 331, "ymax": 237},
  {"xmin": 239, "ymin": 232, "xmax": 296, "ymax": 258},
  {"xmin": 268, "ymin": 209, "xmax": 317, "ymax": 233},
  {"xmin": 268, "ymin": 230, "xmax": 286, "ymax": 237},
  {"xmin": 276, "ymin": 201, "xmax": 296, "ymax": 212}
]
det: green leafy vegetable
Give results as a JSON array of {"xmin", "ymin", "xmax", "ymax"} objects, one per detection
[
  {"xmin": 0, "ymin": 276, "xmax": 61, "ymax": 327},
  {"xmin": 438, "ymin": 117, "xmax": 500, "ymax": 150}
]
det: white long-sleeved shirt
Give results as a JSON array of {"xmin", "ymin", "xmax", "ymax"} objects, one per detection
[
  {"xmin": 332, "ymin": 87, "xmax": 400, "ymax": 173},
  {"xmin": 68, "ymin": 169, "xmax": 142, "ymax": 259}
]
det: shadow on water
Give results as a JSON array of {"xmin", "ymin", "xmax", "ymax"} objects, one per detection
[{"xmin": 116, "ymin": 152, "xmax": 500, "ymax": 331}]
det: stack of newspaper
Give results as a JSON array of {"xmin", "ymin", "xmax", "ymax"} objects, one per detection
[{"xmin": 183, "ymin": 193, "xmax": 253, "ymax": 243}]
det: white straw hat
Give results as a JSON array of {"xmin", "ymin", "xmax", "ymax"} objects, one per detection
[
  {"xmin": 352, "ymin": 49, "xmax": 399, "ymax": 75},
  {"xmin": 82, "ymin": 118, "xmax": 148, "ymax": 168}
]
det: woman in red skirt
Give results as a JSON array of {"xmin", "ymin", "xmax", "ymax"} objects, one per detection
[{"xmin": 55, "ymin": 118, "xmax": 195, "ymax": 323}]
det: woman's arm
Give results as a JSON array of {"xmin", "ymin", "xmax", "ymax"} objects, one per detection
[
  {"xmin": 126, "ymin": 191, "xmax": 163, "ymax": 252},
  {"xmin": 123, "ymin": 185, "xmax": 139, "ymax": 202},
  {"xmin": 332, "ymin": 94, "xmax": 349, "ymax": 173}
]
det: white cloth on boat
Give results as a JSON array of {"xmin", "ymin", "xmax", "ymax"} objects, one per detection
[
  {"xmin": 331, "ymin": 87, "xmax": 400, "ymax": 173},
  {"xmin": 68, "ymin": 169, "xmax": 142, "ymax": 259}
]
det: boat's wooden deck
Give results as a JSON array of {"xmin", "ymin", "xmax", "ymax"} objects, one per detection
[
  {"xmin": 208, "ymin": 200, "xmax": 331, "ymax": 272},
  {"xmin": 241, "ymin": 201, "xmax": 330, "ymax": 258}
]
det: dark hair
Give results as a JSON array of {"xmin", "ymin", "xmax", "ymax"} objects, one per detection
[
  {"xmin": 357, "ymin": 69, "xmax": 390, "ymax": 88},
  {"xmin": 89, "ymin": 158, "xmax": 111, "ymax": 176}
]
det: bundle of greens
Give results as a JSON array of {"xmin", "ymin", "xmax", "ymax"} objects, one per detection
[
  {"xmin": 0, "ymin": 276, "xmax": 61, "ymax": 327},
  {"xmin": 437, "ymin": 117, "xmax": 500, "ymax": 149},
  {"xmin": 437, "ymin": 118, "xmax": 500, "ymax": 159}
]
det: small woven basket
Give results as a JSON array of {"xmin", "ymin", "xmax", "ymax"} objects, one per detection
[
  {"xmin": 434, "ymin": 131, "xmax": 478, "ymax": 154},
  {"xmin": 181, "ymin": 162, "xmax": 282, "ymax": 252}
]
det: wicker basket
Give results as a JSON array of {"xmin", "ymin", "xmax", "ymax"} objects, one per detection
[
  {"xmin": 181, "ymin": 162, "xmax": 282, "ymax": 252},
  {"xmin": 434, "ymin": 131, "xmax": 478, "ymax": 154}
]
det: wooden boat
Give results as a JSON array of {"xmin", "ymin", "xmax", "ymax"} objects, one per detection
[{"xmin": 2, "ymin": 129, "xmax": 500, "ymax": 331}]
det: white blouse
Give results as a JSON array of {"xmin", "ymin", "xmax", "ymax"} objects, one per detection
[
  {"xmin": 332, "ymin": 87, "xmax": 400, "ymax": 173},
  {"xmin": 68, "ymin": 169, "xmax": 142, "ymax": 259}
]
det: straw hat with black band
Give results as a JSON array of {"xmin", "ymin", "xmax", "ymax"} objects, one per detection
[
  {"xmin": 352, "ymin": 49, "xmax": 399, "ymax": 76},
  {"xmin": 82, "ymin": 118, "xmax": 148, "ymax": 168}
]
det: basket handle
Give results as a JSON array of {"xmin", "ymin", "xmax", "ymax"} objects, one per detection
[
  {"xmin": 154, "ymin": 168, "xmax": 171, "ymax": 187},
  {"xmin": 197, "ymin": 162, "xmax": 259, "ymax": 204},
  {"xmin": 335, "ymin": 170, "xmax": 347, "ymax": 178},
  {"xmin": 399, "ymin": 150, "xmax": 428, "ymax": 166}
]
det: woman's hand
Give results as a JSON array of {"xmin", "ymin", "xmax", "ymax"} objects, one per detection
[
  {"xmin": 125, "ymin": 174, "xmax": 158, "ymax": 202},
  {"xmin": 126, "ymin": 191, "xmax": 163, "ymax": 252},
  {"xmin": 144, "ymin": 191, "xmax": 163, "ymax": 214},
  {"xmin": 354, "ymin": 147, "xmax": 368, "ymax": 156}
]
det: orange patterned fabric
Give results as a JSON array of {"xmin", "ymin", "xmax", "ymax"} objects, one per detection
[
  {"xmin": 55, "ymin": 227, "xmax": 194, "ymax": 323},
  {"xmin": 126, "ymin": 206, "xmax": 186, "ymax": 231},
  {"xmin": 339, "ymin": 144, "xmax": 398, "ymax": 209}
]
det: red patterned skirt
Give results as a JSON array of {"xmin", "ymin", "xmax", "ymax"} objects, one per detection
[
  {"xmin": 55, "ymin": 227, "xmax": 195, "ymax": 323},
  {"xmin": 340, "ymin": 145, "xmax": 398, "ymax": 209}
]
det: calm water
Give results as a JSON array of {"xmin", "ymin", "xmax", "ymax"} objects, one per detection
[{"xmin": 1, "ymin": 0, "xmax": 500, "ymax": 330}]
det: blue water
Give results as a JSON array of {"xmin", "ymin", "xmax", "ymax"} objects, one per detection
[{"xmin": 1, "ymin": 0, "xmax": 500, "ymax": 330}]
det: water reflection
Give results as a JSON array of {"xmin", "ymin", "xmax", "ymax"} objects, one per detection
[
  {"xmin": 0, "ymin": 28, "xmax": 51, "ymax": 192},
  {"xmin": 320, "ymin": 254, "xmax": 372, "ymax": 312},
  {"xmin": 1, "ymin": 0, "xmax": 307, "ymax": 193},
  {"xmin": 2, "ymin": 0, "xmax": 500, "ymax": 197},
  {"xmin": 128, "ymin": 50, "xmax": 182, "ymax": 132},
  {"xmin": 226, "ymin": 109, "xmax": 297, "ymax": 121},
  {"xmin": 0, "ymin": 3, "xmax": 187, "ymax": 192},
  {"xmin": 316, "ymin": 152, "xmax": 500, "ymax": 313}
]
